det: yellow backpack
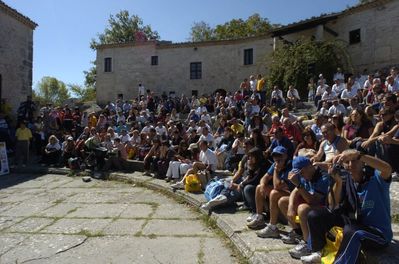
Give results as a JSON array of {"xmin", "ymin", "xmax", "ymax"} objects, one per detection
[
  {"xmin": 185, "ymin": 174, "xmax": 202, "ymax": 193},
  {"xmin": 321, "ymin": 226, "xmax": 344, "ymax": 264}
]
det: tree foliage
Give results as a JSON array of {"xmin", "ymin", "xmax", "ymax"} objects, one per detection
[
  {"xmin": 83, "ymin": 62, "xmax": 96, "ymax": 88},
  {"xmin": 189, "ymin": 13, "xmax": 274, "ymax": 42},
  {"xmin": 267, "ymin": 39, "xmax": 352, "ymax": 98},
  {"xmin": 90, "ymin": 10, "xmax": 160, "ymax": 49},
  {"xmin": 34, "ymin": 77, "xmax": 70, "ymax": 106},
  {"xmin": 69, "ymin": 84, "xmax": 96, "ymax": 102}
]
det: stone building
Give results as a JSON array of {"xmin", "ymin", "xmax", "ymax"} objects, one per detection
[
  {"xmin": 271, "ymin": 0, "xmax": 399, "ymax": 72},
  {"xmin": 0, "ymin": 1, "xmax": 37, "ymax": 115},
  {"xmin": 96, "ymin": 36, "xmax": 272, "ymax": 104},
  {"xmin": 95, "ymin": 0, "xmax": 399, "ymax": 104}
]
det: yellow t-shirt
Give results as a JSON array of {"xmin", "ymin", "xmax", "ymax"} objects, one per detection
[
  {"xmin": 256, "ymin": 78, "xmax": 265, "ymax": 92},
  {"xmin": 16, "ymin": 127, "xmax": 32, "ymax": 141},
  {"xmin": 88, "ymin": 116, "xmax": 97, "ymax": 128}
]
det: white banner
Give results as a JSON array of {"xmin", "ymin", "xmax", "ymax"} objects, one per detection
[{"xmin": 0, "ymin": 142, "xmax": 10, "ymax": 175}]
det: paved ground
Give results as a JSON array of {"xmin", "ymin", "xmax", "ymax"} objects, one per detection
[{"xmin": 0, "ymin": 173, "xmax": 240, "ymax": 264}]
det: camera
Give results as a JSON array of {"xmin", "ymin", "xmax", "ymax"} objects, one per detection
[{"xmin": 331, "ymin": 163, "xmax": 347, "ymax": 177}]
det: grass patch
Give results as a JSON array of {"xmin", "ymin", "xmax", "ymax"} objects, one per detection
[
  {"xmin": 197, "ymin": 238, "xmax": 205, "ymax": 264},
  {"xmin": 66, "ymin": 208, "xmax": 78, "ymax": 214},
  {"xmin": 76, "ymin": 229, "xmax": 105, "ymax": 237},
  {"xmin": 53, "ymin": 198, "xmax": 65, "ymax": 205},
  {"xmin": 147, "ymin": 233, "xmax": 157, "ymax": 239}
]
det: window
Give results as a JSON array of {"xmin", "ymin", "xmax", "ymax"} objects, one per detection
[
  {"xmin": 244, "ymin": 48, "xmax": 253, "ymax": 65},
  {"xmin": 192, "ymin": 90, "xmax": 198, "ymax": 97},
  {"xmin": 151, "ymin": 56, "xmax": 158, "ymax": 65},
  {"xmin": 349, "ymin": 29, "xmax": 361, "ymax": 45},
  {"xmin": 117, "ymin": 93, "xmax": 123, "ymax": 100},
  {"xmin": 104, "ymin": 57, "xmax": 112, "ymax": 72},
  {"xmin": 190, "ymin": 62, "xmax": 202, "ymax": 79}
]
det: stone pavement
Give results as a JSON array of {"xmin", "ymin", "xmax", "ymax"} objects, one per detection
[
  {"xmin": 109, "ymin": 172, "xmax": 399, "ymax": 264},
  {"xmin": 4, "ymin": 168, "xmax": 399, "ymax": 264},
  {"xmin": 0, "ymin": 174, "xmax": 239, "ymax": 264}
]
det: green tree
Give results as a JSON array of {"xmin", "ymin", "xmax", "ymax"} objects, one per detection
[
  {"xmin": 34, "ymin": 76, "xmax": 70, "ymax": 105},
  {"xmin": 83, "ymin": 62, "xmax": 96, "ymax": 87},
  {"xmin": 189, "ymin": 21, "xmax": 215, "ymax": 42},
  {"xmin": 69, "ymin": 84, "xmax": 96, "ymax": 102},
  {"xmin": 189, "ymin": 13, "xmax": 273, "ymax": 42},
  {"xmin": 267, "ymin": 39, "xmax": 352, "ymax": 98},
  {"xmin": 87, "ymin": 11, "xmax": 159, "ymax": 94},
  {"xmin": 90, "ymin": 10, "xmax": 160, "ymax": 49}
]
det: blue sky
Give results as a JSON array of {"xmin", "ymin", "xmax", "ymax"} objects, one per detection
[{"xmin": 6, "ymin": 0, "xmax": 359, "ymax": 89}]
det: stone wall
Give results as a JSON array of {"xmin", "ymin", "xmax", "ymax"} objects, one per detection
[
  {"xmin": 330, "ymin": 0, "xmax": 399, "ymax": 72},
  {"xmin": 96, "ymin": 0, "xmax": 399, "ymax": 104},
  {"xmin": 0, "ymin": 7, "xmax": 34, "ymax": 117},
  {"xmin": 96, "ymin": 37, "xmax": 273, "ymax": 104},
  {"xmin": 274, "ymin": 0, "xmax": 399, "ymax": 74}
]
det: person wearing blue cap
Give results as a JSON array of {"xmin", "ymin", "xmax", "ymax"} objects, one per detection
[
  {"xmin": 301, "ymin": 149, "xmax": 393, "ymax": 264},
  {"xmin": 247, "ymin": 146, "xmax": 295, "ymax": 235},
  {"xmin": 277, "ymin": 156, "xmax": 331, "ymax": 259}
]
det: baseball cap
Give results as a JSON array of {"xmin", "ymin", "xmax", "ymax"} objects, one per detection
[
  {"xmin": 292, "ymin": 156, "xmax": 311, "ymax": 171},
  {"xmin": 271, "ymin": 146, "xmax": 287, "ymax": 156}
]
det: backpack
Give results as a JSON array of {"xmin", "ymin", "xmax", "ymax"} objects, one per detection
[
  {"xmin": 204, "ymin": 179, "xmax": 225, "ymax": 201},
  {"xmin": 185, "ymin": 174, "xmax": 202, "ymax": 193}
]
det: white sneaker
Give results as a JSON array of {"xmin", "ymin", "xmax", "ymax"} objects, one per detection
[
  {"xmin": 171, "ymin": 181, "xmax": 184, "ymax": 189},
  {"xmin": 289, "ymin": 241, "xmax": 311, "ymax": 259},
  {"xmin": 256, "ymin": 224, "xmax": 280, "ymax": 238},
  {"xmin": 246, "ymin": 213, "xmax": 256, "ymax": 222},
  {"xmin": 301, "ymin": 251, "xmax": 321, "ymax": 264},
  {"xmin": 200, "ymin": 195, "xmax": 227, "ymax": 211},
  {"xmin": 247, "ymin": 214, "xmax": 265, "ymax": 229}
]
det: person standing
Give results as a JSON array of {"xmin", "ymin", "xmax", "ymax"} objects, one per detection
[
  {"xmin": 13, "ymin": 121, "xmax": 32, "ymax": 167},
  {"xmin": 138, "ymin": 83, "xmax": 146, "ymax": 99}
]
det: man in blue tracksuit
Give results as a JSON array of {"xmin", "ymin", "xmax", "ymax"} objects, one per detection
[{"xmin": 300, "ymin": 149, "xmax": 392, "ymax": 264}]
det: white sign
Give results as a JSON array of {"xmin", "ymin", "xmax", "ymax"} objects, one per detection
[{"xmin": 0, "ymin": 142, "xmax": 10, "ymax": 175}]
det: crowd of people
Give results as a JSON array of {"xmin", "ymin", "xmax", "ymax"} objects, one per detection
[{"xmin": 1, "ymin": 66, "xmax": 399, "ymax": 263}]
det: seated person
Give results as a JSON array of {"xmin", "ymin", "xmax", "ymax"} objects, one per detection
[
  {"xmin": 302, "ymin": 149, "xmax": 392, "ymax": 264},
  {"xmin": 328, "ymin": 99, "xmax": 347, "ymax": 116},
  {"xmin": 286, "ymin": 85, "xmax": 301, "ymax": 109},
  {"xmin": 247, "ymin": 147, "xmax": 294, "ymax": 234},
  {"xmin": 282, "ymin": 117, "xmax": 302, "ymax": 147},
  {"xmin": 271, "ymin": 85, "xmax": 285, "ymax": 108},
  {"xmin": 342, "ymin": 108, "xmax": 373, "ymax": 148},
  {"xmin": 171, "ymin": 140, "xmax": 217, "ymax": 189},
  {"xmin": 143, "ymin": 138, "xmax": 161, "ymax": 176},
  {"xmin": 201, "ymin": 147, "xmax": 267, "ymax": 212},
  {"xmin": 280, "ymin": 108, "xmax": 298, "ymax": 124},
  {"xmin": 165, "ymin": 141, "xmax": 195, "ymax": 182},
  {"xmin": 154, "ymin": 140, "xmax": 175, "ymax": 179},
  {"xmin": 294, "ymin": 127, "xmax": 319, "ymax": 158},
  {"xmin": 60, "ymin": 136, "xmax": 75, "ymax": 166},
  {"xmin": 215, "ymin": 127, "xmax": 235, "ymax": 170},
  {"xmin": 40, "ymin": 135, "xmax": 61, "ymax": 166},
  {"xmin": 265, "ymin": 127, "xmax": 295, "ymax": 160},
  {"xmin": 311, "ymin": 123, "xmax": 348, "ymax": 163},
  {"xmin": 284, "ymin": 157, "xmax": 331, "ymax": 259},
  {"xmin": 103, "ymin": 137, "xmax": 128, "ymax": 171},
  {"xmin": 84, "ymin": 132, "xmax": 107, "ymax": 169}
]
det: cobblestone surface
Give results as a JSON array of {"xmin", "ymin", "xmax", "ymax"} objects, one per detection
[{"xmin": 0, "ymin": 174, "xmax": 239, "ymax": 264}]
